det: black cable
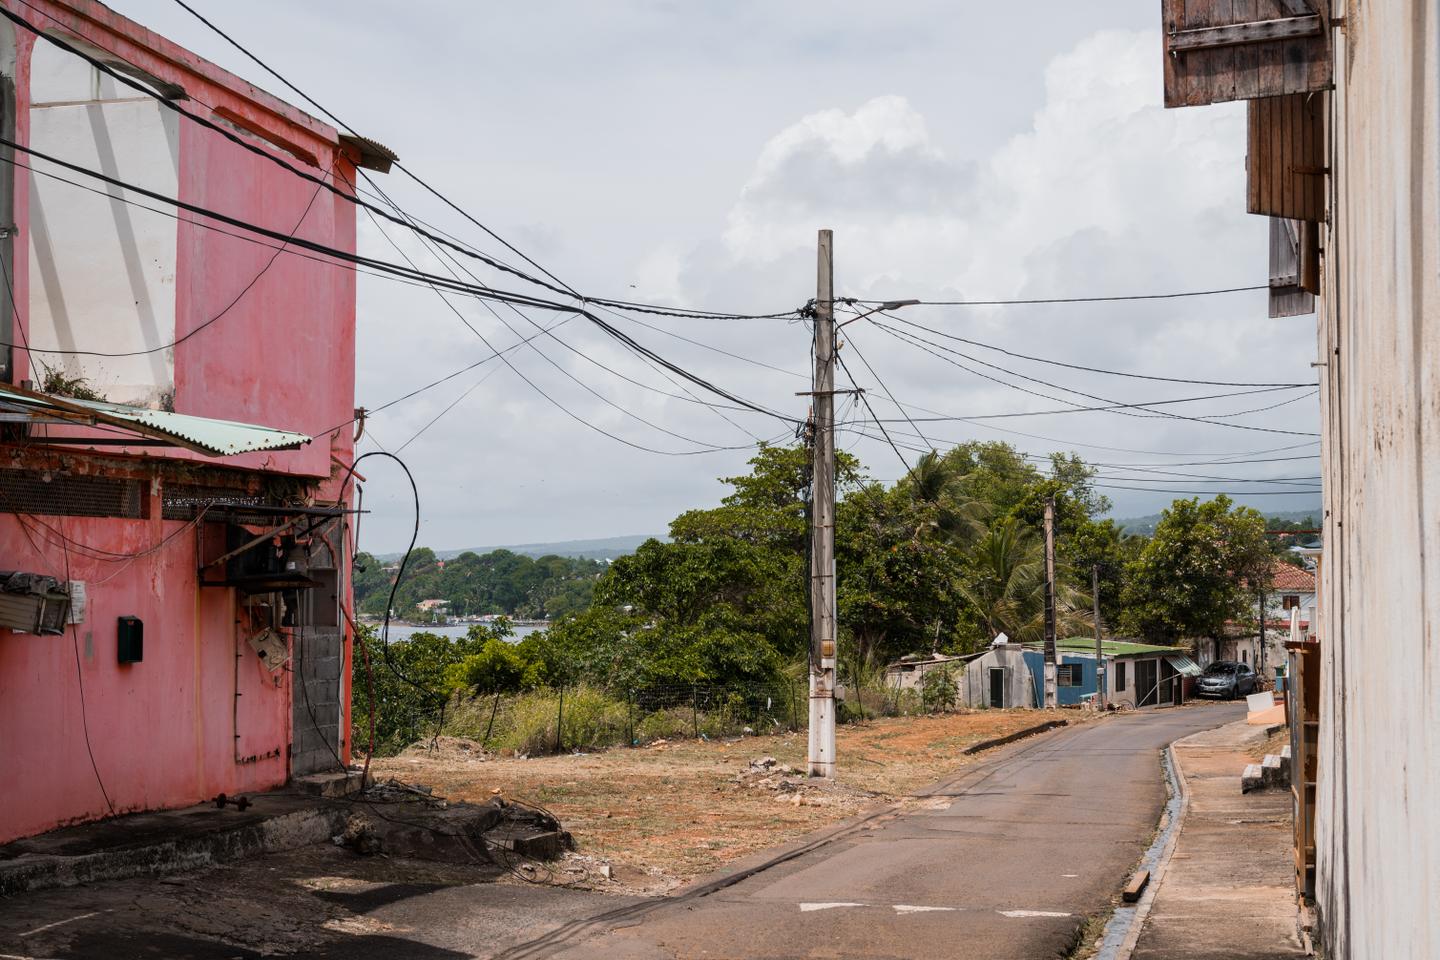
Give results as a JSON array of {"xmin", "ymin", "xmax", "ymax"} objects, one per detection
[
  {"xmin": 877, "ymin": 311, "xmax": 1316, "ymax": 388},
  {"xmin": 165, "ymin": 0, "xmax": 798, "ymax": 323},
  {"xmin": 1, "ymin": 139, "xmax": 796, "ymax": 428},
  {"xmin": 0, "ymin": 3, "xmax": 577, "ymax": 301},
  {"xmin": 834, "ymin": 350, "xmax": 913, "ymax": 480},
  {"xmin": 846, "ymin": 284, "xmax": 1268, "ymax": 306},
  {"xmin": 871, "ymin": 317, "xmax": 1319, "ymax": 436},
  {"xmin": 847, "ymin": 380, "xmax": 1322, "ymax": 458},
  {"xmin": 54, "ymin": 517, "xmax": 117, "ymax": 816},
  {"xmin": 349, "ymin": 177, "xmax": 769, "ymax": 456},
  {"xmin": 841, "ymin": 331, "xmax": 935, "ymax": 454}
]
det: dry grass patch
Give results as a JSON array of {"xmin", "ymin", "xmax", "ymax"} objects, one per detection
[{"xmin": 373, "ymin": 709, "xmax": 1086, "ymax": 889}]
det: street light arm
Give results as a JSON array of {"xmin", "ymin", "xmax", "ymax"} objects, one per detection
[{"xmin": 836, "ymin": 299, "xmax": 920, "ymax": 328}]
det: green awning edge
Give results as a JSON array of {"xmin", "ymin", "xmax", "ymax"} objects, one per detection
[{"xmin": 0, "ymin": 383, "xmax": 311, "ymax": 457}]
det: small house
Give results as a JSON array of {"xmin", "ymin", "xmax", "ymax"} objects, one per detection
[{"xmin": 959, "ymin": 637, "xmax": 1200, "ymax": 709}]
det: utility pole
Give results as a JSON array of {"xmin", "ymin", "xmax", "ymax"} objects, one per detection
[
  {"xmin": 808, "ymin": 228, "xmax": 837, "ymax": 778},
  {"xmin": 1258, "ymin": 588, "xmax": 1267, "ymax": 675},
  {"xmin": 1092, "ymin": 563, "xmax": 1106, "ymax": 709},
  {"xmin": 1042, "ymin": 496, "xmax": 1057, "ymax": 708}
]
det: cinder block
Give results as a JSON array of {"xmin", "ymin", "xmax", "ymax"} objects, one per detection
[{"xmin": 1242, "ymin": 763, "xmax": 1265, "ymax": 793}]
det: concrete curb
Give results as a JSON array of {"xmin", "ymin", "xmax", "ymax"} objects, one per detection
[
  {"xmin": 1095, "ymin": 736, "xmax": 1194, "ymax": 960},
  {"xmin": 962, "ymin": 718, "xmax": 1068, "ymax": 755},
  {"xmin": 0, "ymin": 806, "xmax": 346, "ymax": 898}
]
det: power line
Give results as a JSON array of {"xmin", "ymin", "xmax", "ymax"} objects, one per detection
[
  {"xmin": 841, "ymin": 332, "xmax": 935, "ymax": 453},
  {"xmin": 352, "ymin": 184, "xmax": 766, "ymax": 457},
  {"xmin": 870, "ymin": 315, "xmax": 1319, "ymax": 436},
  {"xmin": 845, "ymin": 284, "xmax": 1267, "ymax": 307},
  {"xmin": 139, "ymin": 0, "xmax": 800, "ymax": 323},
  {"xmin": 2, "ymin": 138, "xmax": 795, "ymax": 428},
  {"xmin": 874, "ymin": 311, "xmax": 1316, "ymax": 388}
]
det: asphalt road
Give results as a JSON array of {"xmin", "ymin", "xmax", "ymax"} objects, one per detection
[
  {"xmin": 502, "ymin": 702, "xmax": 1246, "ymax": 960},
  {"xmin": 0, "ymin": 703, "xmax": 1243, "ymax": 960}
]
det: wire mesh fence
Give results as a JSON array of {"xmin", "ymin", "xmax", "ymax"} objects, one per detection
[
  {"xmin": 413, "ymin": 674, "xmax": 969, "ymax": 758},
  {"xmin": 428, "ymin": 680, "xmax": 808, "ymax": 757}
]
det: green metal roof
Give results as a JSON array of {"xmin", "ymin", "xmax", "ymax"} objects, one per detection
[
  {"xmin": 1030, "ymin": 636, "xmax": 1190, "ymax": 658},
  {"xmin": 0, "ymin": 384, "xmax": 309, "ymax": 457}
]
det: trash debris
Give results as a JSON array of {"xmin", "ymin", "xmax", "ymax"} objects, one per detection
[
  {"xmin": 750, "ymin": 756, "xmax": 778, "ymax": 771},
  {"xmin": 333, "ymin": 813, "xmax": 382, "ymax": 855}
]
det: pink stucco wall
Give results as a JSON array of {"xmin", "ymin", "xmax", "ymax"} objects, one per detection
[{"xmin": 0, "ymin": 1, "xmax": 360, "ymax": 843}]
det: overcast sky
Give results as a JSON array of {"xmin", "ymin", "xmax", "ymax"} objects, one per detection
[{"xmin": 121, "ymin": 1, "xmax": 1322, "ymax": 553}]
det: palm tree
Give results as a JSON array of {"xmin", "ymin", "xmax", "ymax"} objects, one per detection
[
  {"xmin": 901, "ymin": 451, "xmax": 988, "ymax": 545},
  {"xmin": 958, "ymin": 518, "xmax": 1087, "ymax": 644}
]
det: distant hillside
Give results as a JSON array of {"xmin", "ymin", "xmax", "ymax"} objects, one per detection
[
  {"xmin": 376, "ymin": 534, "xmax": 658, "ymax": 564},
  {"xmin": 1116, "ymin": 506, "xmax": 1322, "ymax": 537}
]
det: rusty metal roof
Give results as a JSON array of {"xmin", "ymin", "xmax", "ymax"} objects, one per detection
[{"xmin": 0, "ymin": 383, "xmax": 309, "ymax": 457}]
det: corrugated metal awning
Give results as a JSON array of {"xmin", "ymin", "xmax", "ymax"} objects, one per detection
[
  {"xmin": 1166, "ymin": 655, "xmax": 1203, "ymax": 677},
  {"xmin": 0, "ymin": 383, "xmax": 309, "ymax": 457}
]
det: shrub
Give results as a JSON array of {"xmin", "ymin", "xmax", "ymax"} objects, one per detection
[
  {"xmin": 634, "ymin": 706, "xmax": 693, "ymax": 744},
  {"xmin": 482, "ymin": 686, "xmax": 628, "ymax": 755},
  {"xmin": 921, "ymin": 666, "xmax": 959, "ymax": 712}
]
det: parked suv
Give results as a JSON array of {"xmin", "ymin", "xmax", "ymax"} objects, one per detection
[{"xmin": 1194, "ymin": 660, "xmax": 1257, "ymax": 700}]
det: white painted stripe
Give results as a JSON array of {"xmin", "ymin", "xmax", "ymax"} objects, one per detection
[
  {"xmin": 19, "ymin": 911, "xmax": 103, "ymax": 937},
  {"xmin": 999, "ymin": 909, "xmax": 1072, "ymax": 918},
  {"xmin": 893, "ymin": 904, "xmax": 956, "ymax": 914},
  {"xmin": 799, "ymin": 902, "xmax": 865, "ymax": 912}
]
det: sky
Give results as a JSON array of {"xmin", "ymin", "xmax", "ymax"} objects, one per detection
[{"xmin": 118, "ymin": 1, "xmax": 1323, "ymax": 552}]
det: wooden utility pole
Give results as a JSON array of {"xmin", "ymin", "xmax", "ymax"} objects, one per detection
[
  {"xmin": 808, "ymin": 228, "xmax": 837, "ymax": 778},
  {"xmin": 1042, "ymin": 496, "xmax": 1057, "ymax": 708},
  {"xmin": 1092, "ymin": 563, "xmax": 1106, "ymax": 709}
]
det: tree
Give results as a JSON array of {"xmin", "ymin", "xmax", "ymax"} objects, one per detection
[
  {"xmin": 958, "ymin": 517, "xmax": 1086, "ymax": 645},
  {"xmin": 1119, "ymin": 496, "xmax": 1272, "ymax": 648}
]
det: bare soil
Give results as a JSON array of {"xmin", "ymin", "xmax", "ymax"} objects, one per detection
[{"xmin": 372, "ymin": 709, "xmax": 1089, "ymax": 890}]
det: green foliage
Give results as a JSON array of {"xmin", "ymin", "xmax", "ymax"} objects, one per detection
[
  {"xmin": 920, "ymin": 665, "xmax": 959, "ymax": 712},
  {"xmin": 1119, "ymin": 496, "xmax": 1272, "ymax": 643},
  {"xmin": 351, "ymin": 622, "xmax": 509, "ymax": 752},
  {"xmin": 353, "ymin": 548, "xmax": 603, "ymax": 620}
]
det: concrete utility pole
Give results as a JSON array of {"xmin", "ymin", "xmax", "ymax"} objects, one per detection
[
  {"xmin": 1042, "ymin": 496, "xmax": 1057, "ymax": 708},
  {"xmin": 808, "ymin": 228, "xmax": 837, "ymax": 778},
  {"xmin": 1092, "ymin": 563, "xmax": 1106, "ymax": 709}
]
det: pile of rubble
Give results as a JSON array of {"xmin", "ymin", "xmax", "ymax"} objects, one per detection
[{"xmin": 730, "ymin": 756, "xmax": 827, "ymax": 807}]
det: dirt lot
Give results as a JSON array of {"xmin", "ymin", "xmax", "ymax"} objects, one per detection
[{"xmin": 371, "ymin": 709, "xmax": 1087, "ymax": 891}]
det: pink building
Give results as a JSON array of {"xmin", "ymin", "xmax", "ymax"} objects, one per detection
[{"xmin": 0, "ymin": 0, "xmax": 390, "ymax": 842}]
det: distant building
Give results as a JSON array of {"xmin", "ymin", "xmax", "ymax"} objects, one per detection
[{"xmin": 959, "ymin": 638, "xmax": 1199, "ymax": 710}]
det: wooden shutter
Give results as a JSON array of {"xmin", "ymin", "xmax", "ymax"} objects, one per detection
[
  {"xmin": 1248, "ymin": 93, "xmax": 1326, "ymax": 222},
  {"xmin": 1269, "ymin": 217, "xmax": 1318, "ymax": 317},
  {"xmin": 1162, "ymin": 0, "xmax": 1331, "ymax": 108}
]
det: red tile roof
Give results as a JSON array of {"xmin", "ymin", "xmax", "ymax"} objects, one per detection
[{"xmin": 1269, "ymin": 560, "xmax": 1316, "ymax": 592}]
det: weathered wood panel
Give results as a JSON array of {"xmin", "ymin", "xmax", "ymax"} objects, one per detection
[
  {"xmin": 1248, "ymin": 92, "xmax": 1325, "ymax": 221},
  {"xmin": 1162, "ymin": 0, "xmax": 1331, "ymax": 107},
  {"xmin": 1268, "ymin": 217, "xmax": 1316, "ymax": 316}
]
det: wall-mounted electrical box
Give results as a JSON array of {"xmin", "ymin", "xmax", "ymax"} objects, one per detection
[{"xmin": 117, "ymin": 616, "xmax": 143, "ymax": 663}]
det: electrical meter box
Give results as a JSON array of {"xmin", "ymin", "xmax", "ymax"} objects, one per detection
[{"xmin": 117, "ymin": 616, "xmax": 143, "ymax": 663}]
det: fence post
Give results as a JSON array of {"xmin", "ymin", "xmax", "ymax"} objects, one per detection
[
  {"xmin": 482, "ymin": 691, "xmax": 501, "ymax": 748},
  {"xmin": 627, "ymin": 689, "xmax": 634, "ymax": 747},
  {"xmin": 555, "ymin": 685, "xmax": 565, "ymax": 754},
  {"xmin": 692, "ymin": 685, "xmax": 699, "ymax": 739}
]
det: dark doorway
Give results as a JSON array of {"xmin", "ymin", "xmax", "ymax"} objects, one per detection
[
  {"xmin": 1136, "ymin": 658, "xmax": 1159, "ymax": 707},
  {"xmin": 989, "ymin": 667, "xmax": 1005, "ymax": 708}
]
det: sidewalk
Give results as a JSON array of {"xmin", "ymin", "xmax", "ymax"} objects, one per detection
[{"xmin": 1131, "ymin": 720, "xmax": 1306, "ymax": 959}]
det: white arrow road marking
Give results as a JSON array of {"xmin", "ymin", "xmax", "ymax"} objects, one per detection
[
  {"xmin": 799, "ymin": 902, "xmax": 865, "ymax": 912},
  {"xmin": 999, "ymin": 909, "xmax": 1072, "ymax": 918},
  {"xmin": 893, "ymin": 905, "xmax": 956, "ymax": 914}
]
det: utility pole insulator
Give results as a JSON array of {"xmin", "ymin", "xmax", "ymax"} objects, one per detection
[{"xmin": 808, "ymin": 228, "xmax": 838, "ymax": 778}]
